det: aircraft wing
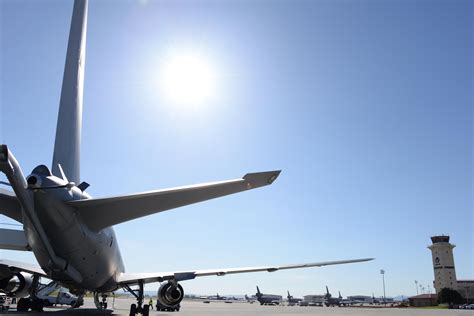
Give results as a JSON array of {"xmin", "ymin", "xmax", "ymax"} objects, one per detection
[
  {"xmin": 0, "ymin": 229, "xmax": 30, "ymax": 251},
  {"xmin": 0, "ymin": 259, "xmax": 47, "ymax": 279},
  {"xmin": 0, "ymin": 188, "xmax": 22, "ymax": 223},
  {"xmin": 68, "ymin": 171, "xmax": 280, "ymax": 231},
  {"xmin": 117, "ymin": 258, "xmax": 374, "ymax": 286}
]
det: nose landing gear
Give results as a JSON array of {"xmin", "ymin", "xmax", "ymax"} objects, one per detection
[{"xmin": 123, "ymin": 281, "xmax": 149, "ymax": 316}]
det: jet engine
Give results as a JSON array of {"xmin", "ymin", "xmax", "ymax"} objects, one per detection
[
  {"xmin": 0, "ymin": 272, "xmax": 34, "ymax": 298},
  {"xmin": 26, "ymin": 174, "xmax": 42, "ymax": 188},
  {"xmin": 157, "ymin": 282, "xmax": 184, "ymax": 307}
]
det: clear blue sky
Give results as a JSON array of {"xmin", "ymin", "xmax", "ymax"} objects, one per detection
[{"xmin": 0, "ymin": 0, "xmax": 472, "ymax": 298}]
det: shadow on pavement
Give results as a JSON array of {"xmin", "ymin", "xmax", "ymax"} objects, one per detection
[{"xmin": 5, "ymin": 308, "xmax": 114, "ymax": 315}]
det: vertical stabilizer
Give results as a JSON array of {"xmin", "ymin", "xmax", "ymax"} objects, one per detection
[{"xmin": 52, "ymin": 0, "xmax": 88, "ymax": 184}]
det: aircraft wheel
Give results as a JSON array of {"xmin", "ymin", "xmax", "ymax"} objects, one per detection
[
  {"xmin": 30, "ymin": 298, "xmax": 44, "ymax": 312},
  {"xmin": 17, "ymin": 298, "xmax": 30, "ymax": 312},
  {"xmin": 142, "ymin": 304, "xmax": 149, "ymax": 316},
  {"xmin": 129, "ymin": 303, "xmax": 137, "ymax": 316}
]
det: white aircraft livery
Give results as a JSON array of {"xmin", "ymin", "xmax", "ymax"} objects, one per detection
[{"xmin": 0, "ymin": 1, "xmax": 373, "ymax": 315}]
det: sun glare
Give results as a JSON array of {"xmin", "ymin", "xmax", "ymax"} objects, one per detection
[{"xmin": 161, "ymin": 54, "xmax": 216, "ymax": 105}]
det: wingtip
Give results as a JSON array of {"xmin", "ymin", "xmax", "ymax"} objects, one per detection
[
  {"xmin": 243, "ymin": 170, "xmax": 282, "ymax": 187},
  {"xmin": 360, "ymin": 258, "xmax": 376, "ymax": 262}
]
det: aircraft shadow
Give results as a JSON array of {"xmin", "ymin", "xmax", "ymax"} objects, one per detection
[{"xmin": 6, "ymin": 309, "xmax": 114, "ymax": 315}]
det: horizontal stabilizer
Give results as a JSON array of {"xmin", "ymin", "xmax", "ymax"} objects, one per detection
[
  {"xmin": 117, "ymin": 258, "xmax": 374, "ymax": 286},
  {"xmin": 0, "ymin": 188, "xmax": 22, "ymax": 223},
  {"xmin": 0, "ymin": 229, "xmax": 30, "ymax": 251},
  {"xmin": 68, "ymin": 171, "xmax": 281, "ymax": 231}
]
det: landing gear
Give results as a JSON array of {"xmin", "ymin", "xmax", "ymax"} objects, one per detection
[
  {"xmin": 123, "ymin": 281, "xmax": 149, "ymax": 316},
  {"xmin": 94, "ymin": 292, "xmax": 109, "ymax": 309},
  {"xmin": 16, "ymin": 297, "xmax": 45, "ymax": 312},
  {"xmin": 16, "ymin": 275, "xmax": 46, "ymax": 312},
  {"xmin": 17, "ymin": 298, "xmax": 29, "ymax": 312},
  {"xmin": 130, "ymin": 303, "xmax": 137, "ymax": 315}
]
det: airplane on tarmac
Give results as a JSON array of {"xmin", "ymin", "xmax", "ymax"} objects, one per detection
[
  {"xmin": 0, "ymin": 1, "xmax": 373, "ymax": 315},
  {"xmin": 287, "ymin": 290, "xmax": 302, "ymax": 306},
  {"xmin": 245, "ymin": 294, "xmax": 256, "ymax": 303},
  {"xmin": 324, "ymin": 286, "xmax": 348, "ymax": 307},
  {"xmin": 255, "ymin": 286, "xmax": 282, "ymax": 305},
  {"xmin": 207, "ymin": 293, "xmax": 226, "ymax": 301}
]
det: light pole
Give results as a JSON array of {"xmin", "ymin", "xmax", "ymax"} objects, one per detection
[
  {"xmin": 415, "ymin": 280, "xmax": 418, "ymax": 295},
  {"xmin": 380, "ymin": 270, "xmax": 386, "ymax": 305}
]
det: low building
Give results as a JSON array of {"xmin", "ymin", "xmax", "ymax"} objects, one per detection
[
  {"xmin": 409, "ymin": 294, "xmax": 438, "ymax": 307},
  {"xmin": 347, "ymin": 295, "xmax": 373, "ymax": 303},
  {"xmin": 303, "ymin": 295, "xmax": 325, "ymax": 303},
  {"xmin": 457, "ymin": 280, "xmax": 474, "ymax": 303}
]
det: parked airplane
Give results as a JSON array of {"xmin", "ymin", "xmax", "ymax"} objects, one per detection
[
  {"xmin": 324, "ymin": 286, "xmax": 343, "ymax": 307},
  {"xmin": 0, "ymin": 1, "xmax": 373, "ymax": 315},
  {"xmin": 207, "ymin": 293, "xmax": 226, "ymax": 301},
  {"xmin": 245, "ymin": 294, "xmax": 256, "ymax": 303},
  {"xmin": 287, "ymin": 290, "xmax": 302, "ymax": 306},
  {"xmin": 255, "ymin": 286, "xmax": 282, "ymax": 305}
]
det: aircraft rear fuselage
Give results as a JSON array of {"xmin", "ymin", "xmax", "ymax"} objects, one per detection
[{"xmin": 24, "ymin": 168, "xmax": 124, "ymax": 293}]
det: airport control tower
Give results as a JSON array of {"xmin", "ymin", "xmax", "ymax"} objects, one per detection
[{"xmin": 428, "ymin": 236, "xmax": 458, "ymax": 293}]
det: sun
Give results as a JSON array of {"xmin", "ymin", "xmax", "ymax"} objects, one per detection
[{"xmin": 160, "ymin": 54, "xmax": 216, "ymax": 105}]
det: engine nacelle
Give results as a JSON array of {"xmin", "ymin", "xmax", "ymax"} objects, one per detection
[
  {"xmin": 157, "ymin": 282, "xmax": 184, "ymax": 307},
  {"xmin": 26, "ymin": 174, "xmax": 42, "ymax": 188},
  {"xmin": 0, "ymin": 272, "xmax": 34, "ymax": 298}
]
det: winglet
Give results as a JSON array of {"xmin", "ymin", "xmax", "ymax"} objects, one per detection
[{"xmin": 243, "ymin": 170, "xmax": 281, "ymax": 189}]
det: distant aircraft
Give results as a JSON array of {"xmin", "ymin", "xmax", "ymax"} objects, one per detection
[
  {"xmin": 324, "ymin": 286, "xmax": 343, "ymax": 307},
  {"xmin": 207, "ymin": 293, "xmax": 226, "ymax": 301},
  {"xmin": 255, "ymin": 286, "xmax": 282, "ymax": 305},
  {"xmin": 0, "ymin": 0, "xmax": 373, "ymax": 315},
  {"xmin": 245, "ymin": 294, "xmax": 256, "ymax": 303},
  {"xmin": 287, "ymin": 290, "xmax": 302, "ymax": 306}
]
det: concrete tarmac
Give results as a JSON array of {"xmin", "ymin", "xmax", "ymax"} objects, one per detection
[{"xmin": 2, "ymin": 298, "xmax": 472, "ymax": 315}]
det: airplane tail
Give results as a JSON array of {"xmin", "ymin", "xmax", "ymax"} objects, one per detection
[
  {"xmin": 52, "ymin": 0, "xmax": 88, "ymax": 184},
  {"xmin": 325, "ymin": 286, "xmax": 331, "ymax": 298},
  {"xmin": 256, "ymin": 286, "xmax": 262, "ymax": 297}
]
